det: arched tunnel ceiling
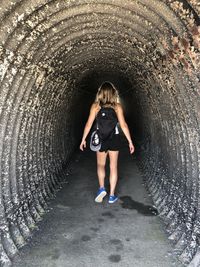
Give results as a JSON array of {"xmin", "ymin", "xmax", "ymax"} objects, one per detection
[{"xmin": 0, "ymin": 0, "xmax": 200, "ymax": 266}]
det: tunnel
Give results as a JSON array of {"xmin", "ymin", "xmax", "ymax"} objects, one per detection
[{"xmin": 0, "ymin": 0, "xmax": 200, "ymax": 266}]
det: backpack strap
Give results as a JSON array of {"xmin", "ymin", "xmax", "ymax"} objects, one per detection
[{"xmin": 95, "ymin": 106, "xmax": 101, "ymax": 130}]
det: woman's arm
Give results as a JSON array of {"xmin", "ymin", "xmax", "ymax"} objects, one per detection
[
  {"xmin": 115, "ymin": 103, "xmax": 135, "ymax": 154},
  {"xmin": 80, "ymin": 103, "xmax": 97, "ymax": 150}
]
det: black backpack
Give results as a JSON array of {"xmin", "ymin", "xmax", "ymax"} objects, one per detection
[{"xmin": 95, "ymin": 106, "xmax": 118, "ymax": 141}]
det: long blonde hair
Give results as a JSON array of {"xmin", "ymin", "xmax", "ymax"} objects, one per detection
[{"xmin": 95, "ymin": 81, "xmax": 119, "ymax": 108}]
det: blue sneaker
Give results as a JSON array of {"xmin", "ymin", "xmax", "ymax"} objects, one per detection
[
  {"xmin": 108, "ymin": 195, "xmax": 118, "ymax": 203},
  {"xmin": 95, "ymin": 187, "xmax": 107, "ymax": 203}
]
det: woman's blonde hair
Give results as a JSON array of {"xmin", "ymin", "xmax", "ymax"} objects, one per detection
[{"xmin": 95, "ymin": 81, "xmax": 120, "ymax": 107}]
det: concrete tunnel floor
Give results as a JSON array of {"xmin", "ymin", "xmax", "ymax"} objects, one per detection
[{"xmin": 12, "ymin": 136, "xmax": 184, "ymax": 267}]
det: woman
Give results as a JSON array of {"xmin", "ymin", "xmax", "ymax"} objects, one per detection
[{"xmin": 79, "ymin": 81, "xmax": 135, "ymax": 204}]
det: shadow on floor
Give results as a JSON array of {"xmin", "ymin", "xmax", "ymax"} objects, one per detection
[{"xmin": 120, "ymin": 196, "xmax": 158, "ymax": 216}]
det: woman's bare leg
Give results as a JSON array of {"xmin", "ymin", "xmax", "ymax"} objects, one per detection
[
  {"xmin": 96, "ymin": 151, "xmax": 108, "ymax": 188},
  {"xmin": 108, "ymin": 150, "xmax": 119, "ymax": 195}
]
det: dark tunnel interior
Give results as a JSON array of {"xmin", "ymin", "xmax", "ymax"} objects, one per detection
[{"xmin": 0, "ymin": 0, "xmax": 200, "ymax": 266}]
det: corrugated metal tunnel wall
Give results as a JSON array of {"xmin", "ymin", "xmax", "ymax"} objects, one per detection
[{"xmin": 0, "ymin": 0, "xmax": 199, "ymax": 266}]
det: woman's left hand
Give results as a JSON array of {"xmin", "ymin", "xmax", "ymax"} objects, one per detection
[
  {"xmin": 129, "ymin": 143, "xmax": 135, "ymax": 154},
  {"xmin": 80, "ymin": 140, "xmax": 86, "ymax": 151}
]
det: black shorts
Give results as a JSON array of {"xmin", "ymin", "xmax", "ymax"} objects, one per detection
[{"xmin": 99, "ymin": 134, "xmax": 121, "ymax": 152}]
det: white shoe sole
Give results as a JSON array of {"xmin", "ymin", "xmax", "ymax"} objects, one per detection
[
  {"xmin": 95, "ymin": 191, "xmax": 107, "ymax": 203},
  {"xmin": 108, "ymin": 198, "xmax": 118, "ymax": 204}
]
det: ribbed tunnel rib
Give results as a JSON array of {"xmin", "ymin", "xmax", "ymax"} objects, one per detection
[{"xmin": 0, "ymin": 0, "xmax": 200, "ymax": 266}]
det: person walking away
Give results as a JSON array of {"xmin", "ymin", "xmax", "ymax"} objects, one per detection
[{"xmin": 80, "ymin": 81, "xmax": 135, "ymax": 203}]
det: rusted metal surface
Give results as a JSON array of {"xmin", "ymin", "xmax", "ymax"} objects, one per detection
[{"xmin": 0, "ymin": 0, "xmax": 199, "ymax": 266}]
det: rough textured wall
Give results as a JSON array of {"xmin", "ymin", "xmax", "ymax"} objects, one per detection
[{"xmin": 0, "ymin": 0, "xmax": 199, "ymax": 266}]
